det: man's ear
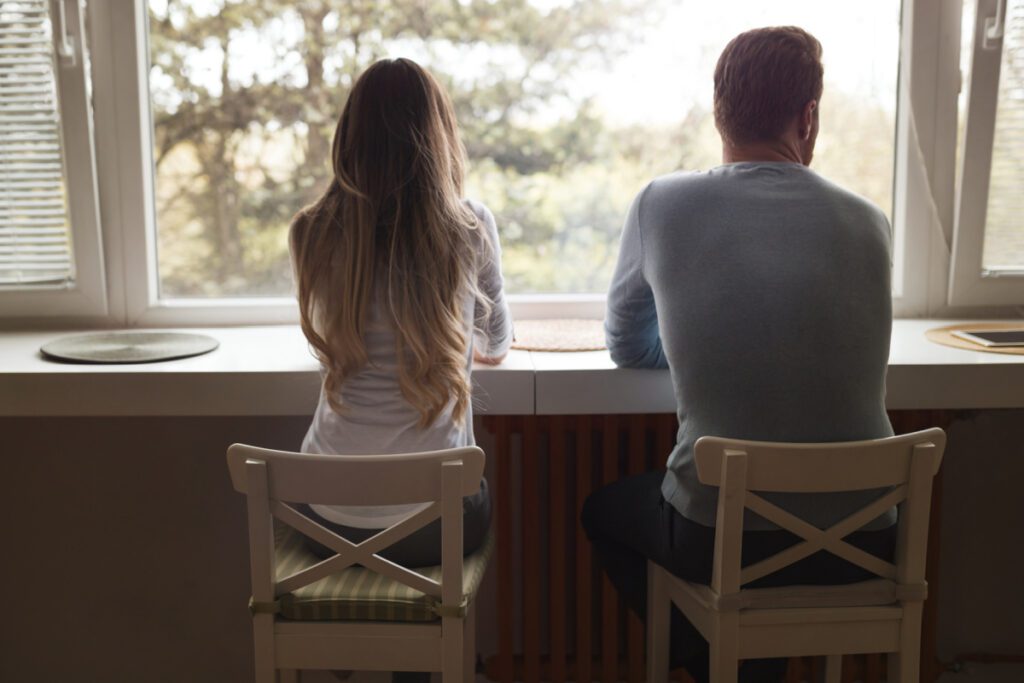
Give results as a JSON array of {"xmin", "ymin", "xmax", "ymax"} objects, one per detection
[{"xmin": 799, "ymin": 100, "xmax": 818, "ymax": 140}]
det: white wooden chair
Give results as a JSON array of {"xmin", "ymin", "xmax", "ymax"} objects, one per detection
[
  {"xmin": 646, "ymin": 428, "xmax": 946, "ymax": 683},
  {"xmin": 226, "ymin": 444, "xmax": 489, "ymax": 683}
]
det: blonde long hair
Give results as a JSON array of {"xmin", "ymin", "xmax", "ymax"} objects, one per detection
[{"xmin": 291, "ymin": 58, "xmax": 489, "ymax": 427}]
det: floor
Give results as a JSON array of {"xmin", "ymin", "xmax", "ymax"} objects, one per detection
[
  {"xmin": 301, "ymin": 661, "xmax": 1024, "ymax": 682},
  {"xmin": 936, "ymin": 662, "xmax": 1024, "ymax": 683}
]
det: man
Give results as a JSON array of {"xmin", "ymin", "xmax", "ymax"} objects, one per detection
[{"xmin": 582, "ymin": 26, "xmax": 895, "ymax": 683}]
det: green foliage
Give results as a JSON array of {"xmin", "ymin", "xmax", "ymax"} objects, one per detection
[
  {"xmin": 149, "ymin": 0, "xmax": 897, "ymax": 297},
  {"xmin": 151, "ymin": 0, "xmax": 658, "ymax": 296}
]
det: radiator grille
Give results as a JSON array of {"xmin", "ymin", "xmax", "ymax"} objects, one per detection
[{"xmin": 480, "ymin": 412, "xmax": 948, "ymax": 682}]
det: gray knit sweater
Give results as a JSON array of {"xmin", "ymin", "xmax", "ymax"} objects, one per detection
[{"xmin": 605, "ymin": 162, "xmax": 895, "ymax": 531}]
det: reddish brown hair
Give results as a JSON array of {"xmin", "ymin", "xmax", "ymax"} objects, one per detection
[{"xmin": 713, "ymin": 26, "xmax": 824, "ymax": 146}]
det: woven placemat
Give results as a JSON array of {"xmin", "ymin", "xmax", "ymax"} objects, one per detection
[
  {"xmin": 510, "ymin": 318, "xmax": 606, "ymax": 352},
  {"xmin": 40, "ymin": 331, "xmax": 220, "ymax": 364},
  {"xmin": 925, "ymin": 322, "xmax": 1024, "ymax": 355}
]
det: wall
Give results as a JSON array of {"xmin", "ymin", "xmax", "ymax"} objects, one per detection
[
  {"xmin": 1, "ymin": 416, "xmax": 305, "ymax": 682},
  {"xmin": 0, "ymin": 413, "xmax": 1021, "ymax": 681},
  {"xmin": 936, "ymin": 411, "xmax": 1024, "ymax": 660}
]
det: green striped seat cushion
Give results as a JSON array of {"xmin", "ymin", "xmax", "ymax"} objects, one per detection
[{"xmin": 271, "ymin": 522, "xmax": 493, "ymax": 622}]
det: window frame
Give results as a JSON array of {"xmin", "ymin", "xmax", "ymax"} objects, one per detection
[
  {"xmin": 57, "ymin": 0, "xmax": 1023, "ymax": 329},
  {"xmin": 948, "ymin": 0, "xmax": 1024, "ymax": 306},
  {"xmin": 890, "ymin": 0, "xmax": 966, "ymax": 317},
  {"xmin": 0, "ymin": 0, "xmax": 107, "ymax": 319}
]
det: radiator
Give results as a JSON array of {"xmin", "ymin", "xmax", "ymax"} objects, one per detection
[{"xmin": 479, "ymin": 413, "xmax": 946, "ymax": 683}]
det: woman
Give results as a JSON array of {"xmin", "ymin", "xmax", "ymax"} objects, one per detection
[{"xmin": 289, "ymin": 58, "xmax": 511, "ymax": 578}]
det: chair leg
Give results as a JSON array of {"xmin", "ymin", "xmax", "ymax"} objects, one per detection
[
  {"xmin": 646, "ymin": 561, "xmax": 671, "ymax": 683},
  {"xmin": 888, "ymin": 648, "xmax": 922, "ymax": 683},
  {"xmin": 442, "ymin": 615, "xmax": 464, "ymax": 682},
  {"xmin": 708, "ymin": 613, "xmax": 739, "ymax": 683},
  {"xmin": 463, "ymin": 603, "xmax": 477, "ymax": 683},
  {"xmin": 889, "ymin": 602, "xmax": 923, "ymax": 683},
  {"xmin": 253, "ymin": 614, "xmax": 275, "ymax": 683},
  {"xmin": 824, "ymin": 655, "xmax": 841, "ymax": 683}
]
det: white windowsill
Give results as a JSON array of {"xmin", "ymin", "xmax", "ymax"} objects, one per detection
[{"xmin": 2, "ymin": 319, "xmax": 1024, "ymax": 417}]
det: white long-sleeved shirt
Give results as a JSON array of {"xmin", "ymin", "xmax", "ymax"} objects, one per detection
[{"xmin": 302, "ymin": 199, "xmax": 513, "ymax": 528}]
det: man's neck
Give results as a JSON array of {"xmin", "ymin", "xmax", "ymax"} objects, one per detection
[{"xmin": 722, "ymin": 139, "xmax": 806, "ymax": 165}]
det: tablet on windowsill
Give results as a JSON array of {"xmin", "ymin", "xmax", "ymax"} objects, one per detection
[{"xmin": 951, "ymin": 329, "xmax": 1024, "ymax": 348}]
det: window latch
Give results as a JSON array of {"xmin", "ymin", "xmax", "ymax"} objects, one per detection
[
  {"xmin": 983, "ymin": 0, "xmax": 1007, "ymax": 51},
  {"xmin": 54, "ymin": 0, "xmax": 77, "ymax": 67}
]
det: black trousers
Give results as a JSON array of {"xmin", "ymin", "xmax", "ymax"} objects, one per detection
[
  {"xmin": 297, "ymin": 480, "xmax": 492, "ymax": 683},
  {"xmin": 581, "ymin": 471, "xmax": 897, "ymax": 683},
  {"xmin": 297, "ymin": 478, "xmax": 492, "ymax": 567}
]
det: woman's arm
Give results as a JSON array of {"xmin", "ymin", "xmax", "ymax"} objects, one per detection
[{"xmin": 469, "ymin": 201, "xmax": 513, "ymax": 364}]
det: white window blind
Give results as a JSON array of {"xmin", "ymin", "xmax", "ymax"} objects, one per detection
[{"xmin": 0, "ymin": 0, "xmax": 73, "ymax": 287}]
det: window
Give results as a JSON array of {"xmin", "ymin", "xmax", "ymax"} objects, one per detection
[
  {"xmin": 142, "ymin": 0, "xmax": 899, "ymax": 300},
  {"xmin": 951, "ymin": 0, "xmax": 1024, "ymax": 305},
  {"xmin": 0, "ymin": 0, "xmax": 105, "ymax": 317},
  {"xmin": 79, "ymin": 0, "xmax": 1013, "ymax": 325}
]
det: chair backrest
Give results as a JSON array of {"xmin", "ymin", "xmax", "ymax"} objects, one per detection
[
  {"xmin": 227, "ymin": 444, "xmax": 485, "ymax": 614},
  {"xmin": 693, "ymin": 428, "xmax": 946, "ymax": 598}
]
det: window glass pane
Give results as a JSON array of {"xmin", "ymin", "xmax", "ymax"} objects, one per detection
[
  {"xmin": 0, "ymin": 0, "xmax": 75, "ymax": 287},
  {"xmin": 148, "ymin": 0, "xmax": 899, "ymax": 298},
  {"xmin": 983, "ymin": 0, "xmax": 1024, "ymax": 272}
]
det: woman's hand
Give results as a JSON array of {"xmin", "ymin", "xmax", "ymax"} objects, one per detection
[{"xmin": 473, "ymin": 349, "xmax": 507, "ymax": 365}]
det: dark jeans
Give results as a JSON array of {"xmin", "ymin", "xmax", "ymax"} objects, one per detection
[
  {"xmin": 297, "ymin": 478, "xmax": 492, "ymax": 566},
  {"xmin": 297, "ymin": 480, "xmax": 492, "ymax": 683},
  {"xmin": 581, "ymin": 471, "xmax": 897, "ymax": 683}
]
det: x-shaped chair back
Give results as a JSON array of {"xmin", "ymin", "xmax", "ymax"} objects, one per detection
[
  {"xmin": 693, "ymin": 428, "xmax": 946, "ymax": 598},
  {"xmin": 226, "ymin": 444, "xmax": 486, "ymax": 615}
]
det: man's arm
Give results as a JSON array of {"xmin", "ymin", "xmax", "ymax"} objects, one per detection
[{"xmin": 604, "ymin": 184, "xmax": 668, "ymax": 369}]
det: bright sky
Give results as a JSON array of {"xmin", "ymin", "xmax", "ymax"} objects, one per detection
[
  {"xmin": 585, "ymin": 0, "xmax": 901, "ymax": 125},
  {"xmin": 151, "ymin": 0, "xmax": 901, "ymax": 127}
]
